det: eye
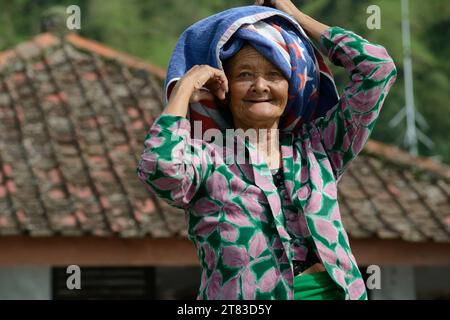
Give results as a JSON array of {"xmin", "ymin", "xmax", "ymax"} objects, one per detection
[
  {"xmin": 237, "ymin": 71, "xmax": 253, "ymax": 78},
  {"xmin": 267, "ymin": 71, "xmax": 283, "ymax": 79}
]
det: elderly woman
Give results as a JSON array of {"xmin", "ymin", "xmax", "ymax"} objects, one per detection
[{"xmin": 137, "ymin": 1, "xmax": 396, "ymax": 300}]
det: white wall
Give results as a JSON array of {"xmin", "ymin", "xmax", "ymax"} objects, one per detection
[
  {"xmin": 0, "ymin": 266, "xmax": 51, "ymax": 300},
  {"xmin": 369, "ymin": 265, "xmax": 416, "ymax": 300}
]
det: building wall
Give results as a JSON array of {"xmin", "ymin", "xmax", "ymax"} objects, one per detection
[
  {"xmin": 0, "ymin": 266, "xmax": 51, "ymax": 300},
  {"xmin": 368, "ymin": 265, "xmax": 450, "ymax": 300},
  {"xmin": 0, "ymin": 265, "xmax": 447, "ymax": 300},
  {"xmin": 415, "ymin": 266, "xmax": 450, "ymax": 299},
  {"xmin": 155, "ymin": 266, "xmax": 201, "ymax": 299},
  {"xmin": 368, "ymin": 265, "xmax": 416, "ymax": 300}
]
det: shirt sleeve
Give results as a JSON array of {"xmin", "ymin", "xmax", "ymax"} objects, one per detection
[
  {"xmin": 308, "ymin": 26, "xmax": 397, "ymax": 180},
  {"xmin": 136, "ymin": 113, "xmax": 213, "ymax": 210}
]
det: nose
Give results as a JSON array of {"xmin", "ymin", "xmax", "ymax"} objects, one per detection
[{"xmin": 251, "ymin": 75, "xmax": 269, "ymax": 94}]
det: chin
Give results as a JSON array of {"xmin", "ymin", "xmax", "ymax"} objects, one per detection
[{"xmin": 247, "ymin": 104, "xmax": 281, "ymax": 118}]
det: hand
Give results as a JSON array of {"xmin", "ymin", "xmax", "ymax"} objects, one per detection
[
  {"xmin": 299, "ymin": 263, "xmax": 326, "ymax": 276},
  {"xmin": 254, "ymin": 0, "xmax": 328, "ymax": 42},
  {"xmin": 172, "ymin": 65, "xmax": 229, "ymax": 104},
  {"xmin": 254, "ymin": 0, "xmax": 302, "ymax": 17}
]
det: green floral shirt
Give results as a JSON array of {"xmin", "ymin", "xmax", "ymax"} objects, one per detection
[{"xmin": 137, "ymin": 26, "xmax": 397, "ymax": 300}]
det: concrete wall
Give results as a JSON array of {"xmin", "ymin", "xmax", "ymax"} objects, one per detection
[
  {"xmin": 368, "ymin": 266, "xmax": 450, "ymax": 300},
  {"xmin": 0, "ymin": 266, "xmax": 51, "ymax": 300}
]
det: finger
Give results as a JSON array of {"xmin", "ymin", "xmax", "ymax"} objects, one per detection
[
  {"xmin": 189, "ymin": 65, "xmax": 228, "ymax": 94},
  {"xmin": 204, "ymin": 80, "xmax": 225, "ymax": 100},
  {"xmin": 206, "ymin": 68, "xmax": 228, "ymax": 93},
  {"xmin": 190, "ymin": 89, "xmax": 215, "ymax": 103},
  {"xmin": 213, "ymin": 69, "xmax": 228, "ymax": 93}
]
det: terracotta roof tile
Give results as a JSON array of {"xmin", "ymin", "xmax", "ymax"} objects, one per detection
[{"xmin": 0, "ymin": 32, "xmax": 449, "ymax": 241}]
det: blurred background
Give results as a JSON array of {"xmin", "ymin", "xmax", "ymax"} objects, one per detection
[{"xmin": 0, "ymin": 0, "xmax": 449, "ymax": 300}]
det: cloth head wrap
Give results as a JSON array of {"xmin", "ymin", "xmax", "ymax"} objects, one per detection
[{"xmin": 164, "ymin": 6, "xmax": 338, "ymax": 136}]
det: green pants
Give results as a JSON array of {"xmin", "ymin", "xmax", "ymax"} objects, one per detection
[{"xmin": 294, "ymin": 271, "xmax": 345, "ymax": 300}]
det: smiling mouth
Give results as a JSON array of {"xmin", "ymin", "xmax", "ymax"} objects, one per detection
[{"xmin": 244, "ymin": 99, "xmax": 272, "ymax": 103}]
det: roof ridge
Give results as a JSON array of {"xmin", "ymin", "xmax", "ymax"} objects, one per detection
[
  {"xmin": 0, "ymin": 32, "xmax": 167, "ymax": 81},
  {"xmin": 364, "ymin": 140, "xmax": 450, "ymax": 180}
]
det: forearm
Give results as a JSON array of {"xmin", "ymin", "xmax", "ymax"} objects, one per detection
[
  {"xmin": 292, "ymin": 11, "xmax": 330, "ymax": 42},
  {"xmin": 162, "ymin": 82, "xmax": 193, "ymax": 118},
  {"xmin": 313, "ymin": 27, "xmax": 397, "ymax": 179},
  {"xmin": 137, "ymin": 113, "xmax": 210, "ymax": 210}
]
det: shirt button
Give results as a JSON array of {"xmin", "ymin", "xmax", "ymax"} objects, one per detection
[{"xmin": 283, "ymin": 194, "xmax": 289, "ymax": 200}]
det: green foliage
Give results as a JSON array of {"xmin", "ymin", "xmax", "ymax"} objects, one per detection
[{"xmin": 1, "ymin": 0, "xmax": 449, "ymax": 163}]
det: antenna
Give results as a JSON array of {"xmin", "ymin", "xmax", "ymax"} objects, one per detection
[{"xmin": 389, "ymin": 0, "xmax": 433, "ymax": 156}]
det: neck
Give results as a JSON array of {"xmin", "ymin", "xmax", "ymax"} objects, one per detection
[{"xmin": 234, "ymin": 119, "xmax": 281, "ymax": 169}]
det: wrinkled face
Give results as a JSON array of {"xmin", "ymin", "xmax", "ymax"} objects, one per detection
[{"xmin": 225, "ymin": 44, "xmax": 289, "ymax": 128}]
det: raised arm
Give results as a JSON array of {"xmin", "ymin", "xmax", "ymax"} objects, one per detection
[
  {"xmin": 257, "ymin": 0, "xmax": 398, "ymax": 180},
  {"xmin": 136, "ymin": 65, "xmax": 227, "ymax": 209},
  {"xmin": 311, "ymin": 27, "xmax": 397, "ymax": 180}
]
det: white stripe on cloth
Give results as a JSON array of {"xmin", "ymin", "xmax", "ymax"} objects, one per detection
[{"xmin": 243, "ymin": 20, "xmax": 292, "ymax": 70}]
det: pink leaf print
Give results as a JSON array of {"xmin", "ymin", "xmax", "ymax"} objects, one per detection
[
  {"xmin": 207, "ymin": 271, "xmax": 222, "ymax": 299},
  {"xmin": 323, "ymin": 122, "xmax": 336, "ymax": 148},
  {"xmin": 152, "ymin": 177, "xmax": 180, "ymax": 190},
  {"xmin": 315, "ymin": 241, "xmax": 337, "ymax": 265},
  {"xmin": 203, "ymin": 243, "xmax": 217, "ymax": 269},
  {"xmin": 348, "ymin": 278, "xmax": 366, "ymax": 300},
  {"xmin": 299, "ymin": 165, "xmax": 309, "ymax": 184},
  {"xmin": 304, "ymin": 191, "xmax": 322, "ymax": 214},
  {"xmin": 242, "ymin": 268, "xmax": 256, "ymax": 300},
  {"xmin": 206, "ymin": 171, "xmax": 229, "ymax": 203},
  {"xmin": 341, "ymin": 131, "xmax": 353, "ymax": 152},
  {"xmin": 283, "ymin": 270, "xmax": 294, "ymax": 291},
  {"xmin": 360, "ymin": 111, "xmax": 378, "ymax": 126},
  {"xmin": 309, "ymin": 163, "xmax": 323, "ymax": 192},
  {"xmin": 298, "ymin": 214, "xmax": 310, "ymax": 236},
  {"xmin": 192, "ymin": 198, "xmax": 220, "ymax": 215},
  {"xmin": 222, "ymin": 246, "xmax": 249, "ymax": 267},
  {"xmin": 332, "ymin": 268, "xmax": 346, "ymax": 288},
  {"xmin": 349, "ymin": 85, "xmax": 382, "ymax": 113},
  {"xmin": 157, "ymin": 159, "xmax": 180, "ymax": 176},
  {"xmin": 323, "ymin": 182, "xmax": 337, "ymax": 199},
  {"xmin": 330, "ymin": 151, "xmax": 343, "ymax": 173},
  {"xmin": 297, "ymin": 185, "xmax": 310, "ymax": 201},
  {"xmin": 139, "ymin": 153, "xmax": 157, "ymax": 172},
  {"xmin": 281, "ymin": 144, "xmax": 293, "ymax": 157},
  {"xmin": 144, "ymin": 135, "xmax": 164, "ymax": 148},
  {"xmin": 336, "ymin": 245, "xmax": 352, "ymax": 272},
  {"xmin": 230, "ymin": 177, "xmax": 246, "ymax": 195},
  {"xmin": 249, "ymin": 233, "xmax": 266, "ymax": 259},
  {"xmin": 314, "ymin": 217, "xmax": 338, "ymax": 245},
  {"xmin": 240, "ymin": 196, "xmax": 264, "ymax": 220},
  {"xmin": 171, "ymin": 181, "xmax": 196, "ymax": 207},
  {"xmin": 330, "ymin": 204, "xmax": 341, "ymax": 221},
  {"xmin": 267, "ymin": 193, "xmax": 281, "ymax": 217},
  {"xmin": 194, "ymin": 216, "xmax": 219, "ymax": 237},
  {"xmin": 221, "ymin": 277, "xmax": 240, "ymax": 300},
  {"xmin": 199, "ymin": 270, "xmax": 208, "ymax": 293},
  {"xmin": 351, "ymin": 127, "xmax": 369, "ymax": 155},
  {"xmin": 220, "ymin": 223, "xmax": 239, "ymax": 242},
  {"xmin": 254, "ymin": 170, "xmax": 274, "ymax": 192},
  {"xmin": 259, "ymin": 267, "xmax": 278, "ymax": 293},
  {"xmin": 371, "ymin": 62, "xmax": 395, "ymax": 80},
  {"xmin": 225, "ymin": 203, "xmax": 253, "ymax": 226},
  {"xmin": 363, "ymin": 43, "xmax": 390, "ymax": 60}
]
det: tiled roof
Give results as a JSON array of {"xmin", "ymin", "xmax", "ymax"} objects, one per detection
[
  {"xmin": 0, "ymin": 32, "xmax": 184, "ymax": 238},
  {"xmin": 340, "ymin": 141, "xmax": 450, "ymax": 242},
  {"xmin": 0, "ymin": 33, "xmax": 449, "ymax": 241}
]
